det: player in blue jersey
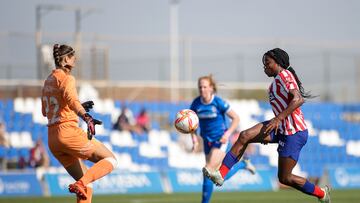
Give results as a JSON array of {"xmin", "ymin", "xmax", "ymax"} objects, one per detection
[{"xmin": 190, "ymin": 75, "xmax": 256, "ymax": 203}]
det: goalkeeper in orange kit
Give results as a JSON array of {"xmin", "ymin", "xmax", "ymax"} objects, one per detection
[{"xmin": 42, "ymin": 44, "xmax": 117, "ymax": 202}]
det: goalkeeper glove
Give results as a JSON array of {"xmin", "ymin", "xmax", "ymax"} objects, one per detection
[
  {"xmin": 81, "ymin": 113, "xmax": 102, "ymax": 140},
  {"xmin": 81, "ymin": 101, "xmax": 94, "ymax": 112}
]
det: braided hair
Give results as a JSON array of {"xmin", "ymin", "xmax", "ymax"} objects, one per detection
[
  {"xmin": 53, "ymin": 44, "xmax": 75, "ymax": 67},
  {"xmin": 263, "ymin": 48, "xmax": 313, "ymax": 99}
]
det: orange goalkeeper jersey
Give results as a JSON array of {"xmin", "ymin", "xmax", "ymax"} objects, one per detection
[{"xmin": 41, "ymin": 69, "xmax": 86, "ymax": 126}]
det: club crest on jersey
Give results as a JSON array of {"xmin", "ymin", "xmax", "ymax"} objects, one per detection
[
  {"xmin": 269, "ymin": 92, "xmax": 275, "ymax": 101},
  {"xmin": 284, "ymin": 75, "xmax": 292, "ymax": 83}
]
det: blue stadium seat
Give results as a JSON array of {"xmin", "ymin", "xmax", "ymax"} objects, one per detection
[
  {"xmin": 0, "ymin": 100, "xmax": 4, "ymax": 111},
  {"xmin": 50, "ymin": 155, "xmax": 61, "ymax": 167},
  {"xmin": 6, "ymin": 147, "xmax": 18, "ymax": 160},
  {"xmin": 132, "ymin": 132, "xmax": 149, "ymax": 142},
  {"xmin": 101, "ymin": 114, "xmax": 112, "ymax": 130},
  {"xmin": 114, "ymin": 100, "xmax": 122, "ymax": 109},
  {"xmin": 127, "ymin": 101, "xmax": 142, "ymax": 116},
  {"xmin": 0, "ymin": 146, "xmax": 7, "ymax": 158},
  {"xmin": 143, "ymin": 101, "xmax": 157, "ymax": 113},
  {"xmin": 18, "ymin": 148, "xmax": 29, "ymax": 159},
  {"xmin": 20, "ymin": 113, "xmax": 33, "ymax": 131},
  {"xmin": 151, "ymin": 121, "xmax": 160, "ymax": 130},
  {"xmin": 5, "ymin": 99, "xmax": 14, "ymax": 112},
  {"xmin": 160, "ymin": 146, "xmax": 168, "ymax": 154},
  {"xmin": 96, "ymin": 135, "xmax": 110, "ymax": 143},
  {"xmin": 84, "ymin": 160, "xmax": 94, "ymax": 168},
  {"xmin": 258, "ymin": 101, "xmax": 271, "ymax": 110},
  {"xmin": 31, "ymin": 124, "xmax": 43, "ymax": 141},
  {"xmin": 0, "ymin": 99, "xmax": 359, "ymax": 175},
  {"xmin": 170, "ymin": 132, "xmax": 178, "ymax": 142}
]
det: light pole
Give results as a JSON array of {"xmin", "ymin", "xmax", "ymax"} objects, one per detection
[
  {"xmin": 322, "ymin": 52, "xmax": 331, "ymax": 101},
  {"xmin": 170, "ymin": 0, "xmax": 180, "ymax": 102},
  {"xmin": 35, "ymin": 4, "xmax": 99, "ymax": 80},
  {"xmin": 184, "ymin": 36, "xmax": 192, "ymax": 100}
]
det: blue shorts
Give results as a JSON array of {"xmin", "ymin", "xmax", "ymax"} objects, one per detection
[
  {"xmin": 203, "ymin": 139, "xmax": 228, "ymax": 155},
  {"xmin": 263, "ymin": 121, "xmax": 308, "ymax": 162}
]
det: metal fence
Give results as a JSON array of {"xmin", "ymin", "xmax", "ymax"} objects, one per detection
[{"xmin": 1, "ymin": 32, "xmax": 360, "ymax": 102}]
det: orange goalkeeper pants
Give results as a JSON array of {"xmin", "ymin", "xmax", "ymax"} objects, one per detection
[{"xmin": 48, "ymin": 122, "xmax": 101, "ymax": 168}]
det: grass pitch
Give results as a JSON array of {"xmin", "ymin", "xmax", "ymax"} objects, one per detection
[{"xmin": 0, "ymin": 189, "xmax": 358, "ymax": 203}]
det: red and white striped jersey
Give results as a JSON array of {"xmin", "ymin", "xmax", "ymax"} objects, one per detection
[{"xmin": 268, "ymin": 69, "xmax": 307, "ymax": 135}]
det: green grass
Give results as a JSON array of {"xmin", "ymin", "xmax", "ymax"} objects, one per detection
[{"xmin": 0, "ymin": 189, "xmax": 358, "ymax": 203}]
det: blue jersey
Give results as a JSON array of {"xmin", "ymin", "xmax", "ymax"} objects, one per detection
[{"xmin": 190, "ymin": 95, "xmax": 230, "ymax": 142}]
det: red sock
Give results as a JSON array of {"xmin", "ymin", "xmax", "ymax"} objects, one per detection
[
  {"xmin": 219, "ymin": 164, "xmax": 229, "ymax": 178},
  {"xmin": 313, "ymin": 186, "xmax": 325, "ymax": 199}
]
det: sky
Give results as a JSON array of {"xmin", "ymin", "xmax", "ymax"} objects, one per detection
[
  {"xmin": 1, "ymin": 0, "xmax": 360, "ymax": 101},
  {"xmin": 2, "ymin": 0, "xmax": 360, "ymax": 39}
]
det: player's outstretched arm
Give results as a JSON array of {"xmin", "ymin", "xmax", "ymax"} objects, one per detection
[
  {"xmin": 191, "ymin": 132, "xmax": 199, "ymax": 152},
  {"xmin": 220, "ymin": 109, "xmax": 239, "ymax": 143}
]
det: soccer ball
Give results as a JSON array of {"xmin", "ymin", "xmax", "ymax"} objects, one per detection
[{"xmin": 174, "ymin": 109, "xmax": 199, "ymax": 134}]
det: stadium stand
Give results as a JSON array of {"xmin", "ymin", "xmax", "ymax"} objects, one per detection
[{"xmin": 0, "ymin": 98, "xmax": 359, "ymax": 179}]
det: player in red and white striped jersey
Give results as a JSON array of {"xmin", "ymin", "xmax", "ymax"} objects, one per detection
[
  {"xmin": 202, "ymin": 48, "xmax": 331, "ymax": 203},
  {"xmin": 268, "ymin": 68, "xmax": 307, "ymax": 135}
]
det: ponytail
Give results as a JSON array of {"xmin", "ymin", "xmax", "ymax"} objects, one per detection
[
  {"xmin": 53, "ymin": 44, "xmax": 61, "ymax": 67},
  {"xmin": 286, "ymin": 66, "xmax": 313, "ymax": 99}
]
